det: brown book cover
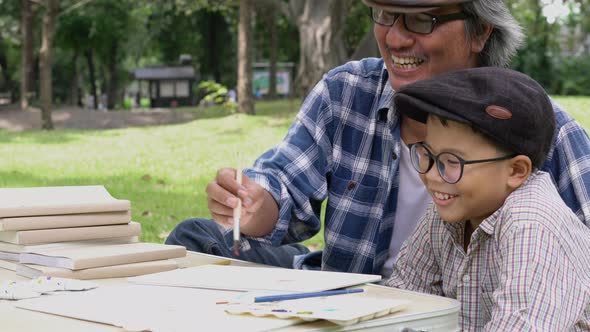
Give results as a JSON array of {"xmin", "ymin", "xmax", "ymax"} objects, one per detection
[
  {"xmin": 0, "ymin": 211, "xmax": 131, "ymax": 231},
  {"xmin": 20, "ymin": 242, "xmax": 187, "ymax": 270},
  {"xmin": 0, "ymin": 221, "xmax": 141, "ymax": 245},
  {"xmin": 0, "ymin": 236, "xmax": 139, "ymax": 254},
  {"xmin": 17, "ymin": 259, "xmax": 179, "ymax": 280},
  {"xmin": 0, "ymin": 186, "xmax": 130, "ymax": 218}
]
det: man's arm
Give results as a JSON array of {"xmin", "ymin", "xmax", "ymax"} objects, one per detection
[
  {"xmin": 544, "ymin": 101, "xmax": 590, "ymax": 225},
  {"xmin": 206, "ymin": 78, "xmax": 335, "ymax": 245}
]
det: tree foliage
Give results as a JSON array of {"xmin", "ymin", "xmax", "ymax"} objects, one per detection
[{"xmin": 1, "ymin": 0, "xmax": 587, "ymax": 127}]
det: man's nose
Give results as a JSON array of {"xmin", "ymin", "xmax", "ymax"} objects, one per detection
[{"xmin": 385, "ymin": 17, "xmax": 414, "ymax": 50}]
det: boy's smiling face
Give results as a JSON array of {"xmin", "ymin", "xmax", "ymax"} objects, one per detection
[{"xmin": 420, "ymin": 115, "xmax": 513, "ymax": 226}]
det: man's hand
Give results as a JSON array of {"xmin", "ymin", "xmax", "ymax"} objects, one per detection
[{"xmin": 206, "ymin": 168, "xmax": 278, "ymax": 237}]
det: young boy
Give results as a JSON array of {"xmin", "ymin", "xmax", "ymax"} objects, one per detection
[{"xmin": 386, "ymin": 67, "xmax": 590, "ymax": 331}]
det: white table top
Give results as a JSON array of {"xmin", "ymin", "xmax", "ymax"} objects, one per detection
[{"xmin": 0, "ymin": 251, "xmax": 460, "ymax": 332}]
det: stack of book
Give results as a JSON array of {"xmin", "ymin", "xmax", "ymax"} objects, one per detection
[{"xmin": 0, "ymin": 186, "xmax": 186, "ymax": 279}]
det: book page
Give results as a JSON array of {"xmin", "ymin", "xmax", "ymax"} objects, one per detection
[{"xmin": 128, "ymin": 265, "xmax": 381, "ymax": 292}]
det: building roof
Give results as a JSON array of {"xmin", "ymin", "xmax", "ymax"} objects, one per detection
[{"xmin": 134, "ymin": 66, "xmax": 195, "ymax": 80}]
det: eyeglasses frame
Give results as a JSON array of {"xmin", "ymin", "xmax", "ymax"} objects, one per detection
[
  {"xmin": 370, "ymin": 8, "xmax": 468, "ymax": 34},
  {"xmin": 408, "ymin": 142, "xmax": 517, "ymax": 184}
]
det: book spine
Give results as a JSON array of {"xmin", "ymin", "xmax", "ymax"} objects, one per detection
[
  {"xmin": 0, "ymin": 222, "xmax": 141, "ymax": 245},
  {"xmin": 17, "ymin": 260, "xmax": 178, "ymax": 280},
  {"xmin": 0, "ymin": 211, "xmax": 131, "ymax": 231},
  {"xmin": 74, "ymin": 246, "xmax": 185, "ymax": 270},
  {"xmin": 0, "ymin": 200, "xmax": 131, "ymax": 218}
]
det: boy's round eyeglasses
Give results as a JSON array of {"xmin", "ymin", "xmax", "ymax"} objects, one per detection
[
  {"xmin": 371, "ymin": 8, "xmax": 468, "ymax": 34},
  {"xmin": 408, "ymin": 142, "xmax": 517, "ymax": 184}
]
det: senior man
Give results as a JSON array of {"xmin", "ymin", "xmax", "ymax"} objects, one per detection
[{"xmin": 167, "ymin": 0, "xmax": 590, "ymax": 276}]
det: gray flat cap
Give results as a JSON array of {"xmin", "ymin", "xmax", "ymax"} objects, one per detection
[{"xmin": 362, "ymin": 0, "xmax": 475, "ymax": 13}]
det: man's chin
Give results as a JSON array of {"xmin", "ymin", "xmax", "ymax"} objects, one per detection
[{"xmin": 390, "ymin": 77, "xmax": 421, "ymax": 90}]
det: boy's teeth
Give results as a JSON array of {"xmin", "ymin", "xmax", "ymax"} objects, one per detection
[{"xmin": 434, "ymin": 192, "xmax": 454, "ymax": 200}]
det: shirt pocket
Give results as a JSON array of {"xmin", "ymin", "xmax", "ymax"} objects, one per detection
[
  {"xmin": 326, "ymin": 173, "xmax": 382, "ymax": 220},
  {"xmin": 323, "ymin": 174, "xmax": 384, "ymax": 273}
]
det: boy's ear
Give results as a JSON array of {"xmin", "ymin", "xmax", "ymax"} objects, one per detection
[{"xmin": 506, "ymin": 155, "xmax": 532, "ymax": 189}]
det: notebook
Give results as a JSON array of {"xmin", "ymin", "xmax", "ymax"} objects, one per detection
[
  {"xmin": 0, "ymin": 236, "xmax": 138, "ymax": 254},
  {"xmin": 20, "ymin": 242, "xmax": 186, "ymax": 270},
  {"xmin": 17, "ymin": 259, "xmax": 179, "ymax": 279},
  {"xmin": 0, "ymin": 185, "xmax": 130, "ymax": 218},
  {"xmin": 0, "ymin": 221, "xmax": 141, "ymax": 245},
  {"xmin": 128, "ymin": 264, "xmax": 381, "ymax": 292},
  {"xmin": 0, "ymin": 211, "xmax": 131, "ymax": 231}
]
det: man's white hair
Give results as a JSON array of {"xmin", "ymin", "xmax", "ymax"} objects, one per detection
[{"xmin": 462, "ymin": 0, "xmax": 524, "ymax": 67}]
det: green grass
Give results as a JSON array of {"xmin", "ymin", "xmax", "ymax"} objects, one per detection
[
  {"xmin": 0, "ymin": 99, "xmax": 311, "ymax": 244},
  {"xmin": 0, "ymin": 96, "xmax": 587, "ymax": 250}
]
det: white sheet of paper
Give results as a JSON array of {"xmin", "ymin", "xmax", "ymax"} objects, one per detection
[
  {"xmin": 16, "ymin": 284, "xmax": 303, "ymax": 332},
  {"xmin": 128, "ymin": 265, "xmax": 381, "ymax": 292}
]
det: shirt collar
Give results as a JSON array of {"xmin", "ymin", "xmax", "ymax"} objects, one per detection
[{"xmin": 377, "ymin": 64, "xmax": 395, "ymax": 122}]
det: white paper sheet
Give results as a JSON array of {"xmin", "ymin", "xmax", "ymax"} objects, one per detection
[
  {"xmin": 17, "ymin": 284, "xmax": 303, "ymax": 332},
  {"xmin": 128, "ymin": 265, "xmax": 381, "ymax": 292}
]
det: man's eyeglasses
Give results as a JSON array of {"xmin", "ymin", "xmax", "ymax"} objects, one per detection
[
  {"xmin": 409, "ymin": 142, "xmax": 517, "ymax": 184},
  {"xmin": 371, "ymin": 8, "xmax": 468, "ymax": 34}
]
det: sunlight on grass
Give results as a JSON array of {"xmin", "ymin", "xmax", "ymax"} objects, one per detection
[
  {"xmin": 0, "ymin": 96, "xmax": 586, "ymax": 249},
  {"xmin": 0, "ymin": 99, "xmax": 327, "ymax": 247}
]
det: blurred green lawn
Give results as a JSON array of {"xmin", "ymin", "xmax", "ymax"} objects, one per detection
[{"xmin": 0, "ymin": 96, "xmax": 587, "ymax": 249}]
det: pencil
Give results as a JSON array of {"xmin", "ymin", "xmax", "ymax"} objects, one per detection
[
  {"xmin": 233, "ymin": 167, "xmax": 242, "ymax": 256},
  {"xmin": 253, "ymin": 288, "xmax": 364, "ymax": 303}
]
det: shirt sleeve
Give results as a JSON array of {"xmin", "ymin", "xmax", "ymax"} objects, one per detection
[
  {"xmin": 385, "ymin": 208, "xmax": 444, "ymax": 296},
  {"xmin": 544, "ymin": 101, "xmax": 590, "ymax": 226},
  {"xmin": 243, "ymin": 78, "xmax": 335, "ymax": 246},
  {"xmin": 484, "ymin": 221, "xmax": 588, "ymax": 331}
]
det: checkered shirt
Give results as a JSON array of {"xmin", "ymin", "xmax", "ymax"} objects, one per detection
[{"xmin": 387, "ymin": 171, "xmax": 590, "ymax": 331}]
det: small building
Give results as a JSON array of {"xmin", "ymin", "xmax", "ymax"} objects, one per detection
[{"xmin": 133, "ymin": 66, "xmax": 195, "ymax": 107}]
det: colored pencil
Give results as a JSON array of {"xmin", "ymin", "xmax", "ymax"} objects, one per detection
[{"xmin": 253, "ymin": 288, "xmax": 364, "ymax": 303}]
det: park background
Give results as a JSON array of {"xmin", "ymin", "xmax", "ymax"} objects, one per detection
[{"xmin": 0, "ymin": 0, "xmax": 588, "ymax": 249}]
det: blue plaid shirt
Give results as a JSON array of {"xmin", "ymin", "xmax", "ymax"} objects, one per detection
[{"xmin": 243, "ymin": 58, "xmax": 590, "ymax": 274}]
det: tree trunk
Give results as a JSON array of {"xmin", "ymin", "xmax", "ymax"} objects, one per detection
[
  {"xmin": 68, "ymin": 51, "xmax": 79, "ymax": 106},
  {"xmin": 207, "ymin": 12, "xmax": 223, "ymax": 83},
  {"xmin": 85, "ymin": 48, "xmax": 98, "ymax": 110},
  {"xmin": 39, "ymin": 0, "xmax": 58, "ymax": 130},
  {"xmin": 267, "ymin": 5, "xmax": 278, "ymax": 99},
  {"xmin": 293, "ymin": 0, "xmax": 349, "ymax": 97},
  {"xmin": 21, "ymin": 0, "xmax": 35, "ymax": 110},
  {"xmin": 107, "ymin": 41, "xmax": 118, "ymax": 110},
  {"xmin": 0, "ymin": 39, "xmax": 15, "ymax": 101},
  {"xmin": 350, "ymin": 30, "xmax": 380, "ymax": 61},
  {"xmin": 238, "ymin": 0, "xmax": 255, "ymax": 115}
]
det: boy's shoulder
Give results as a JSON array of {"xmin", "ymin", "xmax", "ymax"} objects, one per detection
[{"xmin": 496, "ymin": 171, "xmax": 580, "ymax": 233}]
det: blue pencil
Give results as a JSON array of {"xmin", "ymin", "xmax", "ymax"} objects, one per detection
[{"xmin": 253, "ymin": 288, "xmax": 364, "ymax": 303}]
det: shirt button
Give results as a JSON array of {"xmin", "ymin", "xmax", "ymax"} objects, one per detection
[
  {"xmin": 347, "ymin": 181, "xmax": 356, "ymax": 190},
  {"xmin": 392, "ymin": 152, "xmax": 398, "ymax": 160},
  {"xmin": 462, "ymin": 275, "xmax": 471, "ymax": 283}
]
